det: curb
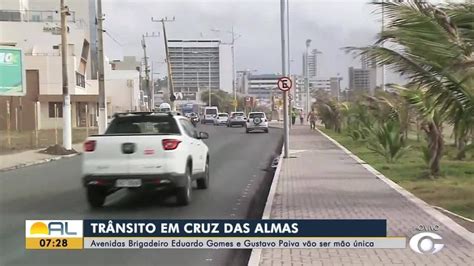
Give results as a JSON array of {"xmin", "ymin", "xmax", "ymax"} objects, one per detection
[
  {"xmin": 0, "ymin": 153, "xmax": 81, "ymax": 173},
  {"xmin": 247, "ymin": 146, "xmax": 284, "ymax": 266},
  {"xmin": 315, "ymin": 127, "xmax": 474, "ymax": 245}
]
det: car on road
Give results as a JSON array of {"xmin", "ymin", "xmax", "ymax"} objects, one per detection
[
  {"xmin": 214, "ymin": 113, "xmax": 229, "ymax": 126},
  {"xmin": 227, "ymin": 112, "xmax": 247, "ymax": 127},
  {"xmin": 82, "ymin": 111, "xmax": 210, "ymax": 208},
  {"xmin": 202, "ymin": 106, "xmax": 218, "ymax": 124},
  {"xmin": 246, "ymin": 112, "xmax": 269, "ymax": 133}
]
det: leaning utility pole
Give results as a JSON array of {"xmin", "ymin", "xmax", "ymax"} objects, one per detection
[
  {"xmin": 151, "ymin": 17, "xmax": 175, "ymax": 110},
  {"xmin": 141, "ymin": 33, "xmax": 159, "ymax": 110},
  {"xmin": 97, "ymin": 0, "xmax": 107, "ymax": 134},
  {"xmin": 60, "ymin": 0, "xmax": 72, "ymax": 150}
]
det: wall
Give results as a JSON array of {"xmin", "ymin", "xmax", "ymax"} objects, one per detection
[{"xmin": 105, "ymin": 70, "xmax": 140, "ymax": 114}]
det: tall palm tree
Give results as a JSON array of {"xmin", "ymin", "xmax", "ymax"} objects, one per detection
[{"xmin": 346, "ymin": 0, "xmax": 473, "ymax": 176}]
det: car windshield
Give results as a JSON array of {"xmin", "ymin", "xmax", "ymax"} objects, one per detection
[
  {"xmin": 233, "ymin": 113, "xmax": 245, "ymax": 117},
  {"xmin": 105, "ymin": 116, "xmax": 180, "ymax": 135},
  {"xmin": 249, "ymin": 113, "xmax": 265, "ymax": 119},
  {"xmin": 205, "ymin": 109, "xmax": 217, "ymax": 115},
  {"xmin": 218, "ymin": 114, "xmax": 228, "ymax": 117}
]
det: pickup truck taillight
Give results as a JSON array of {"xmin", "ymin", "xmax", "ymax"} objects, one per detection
[
  {"xmin": 162, "ymin": 139, "xmax": 181, "ymax": 150},
  {"xmin": 84, "ymin": 140, "xmax": 96, "ymax": 152}
]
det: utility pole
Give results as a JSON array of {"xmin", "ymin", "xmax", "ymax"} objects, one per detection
[
  {"xmin": 97, "ymin": 0, "xmax": 107, "ymax": 134},
  {"xmin": 304, "ymin": 39, "xmax": 311, "ymax": 117},
  {"xmin": 281, "ymin": 0, "xmax": 289, "ymax": 158},
  {"xmin": 152, "ymin": 17, "xmax": 176, "ymax": 110},
  {"xmin": 141, "ymin": 33, "xmax": 159, "ymax": 111},
  {"xmin": 211, "ymin": 27, "xmax": 241, "ymax": 112},
  {"xmin": 231, "ymin": 26, "xmax": 236, "ymax": 112},
  {"xmin": 60, "ymin": 0, "xmax": 72, "ymax": 149}
]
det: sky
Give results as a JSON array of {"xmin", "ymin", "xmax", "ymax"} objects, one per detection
[{"xmin": 100, "ymin": 0, "xmax": 424, "ymax": 88}]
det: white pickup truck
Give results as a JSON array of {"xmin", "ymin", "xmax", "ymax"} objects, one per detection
[{"xmin": 82, "ymin": 112, "xmax": 210, "ymax": 208}]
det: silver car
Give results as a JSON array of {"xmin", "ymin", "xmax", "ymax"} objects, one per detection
[
  {"xmin": 227, "ymin": 112, "xmax": 247, "ymax": 127},
  {"xmin": 245, "ymin": 112, "xmax": 269, "ymax": 133}
]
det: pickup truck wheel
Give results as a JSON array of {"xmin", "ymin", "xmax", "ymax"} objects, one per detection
[
  {"xmin": 176, "ymin": 166, "xmax": 192, "ymax": 206},
  {"xmin": 87, "ymin": 187, "xmax": 106, "ymax": 208},
  {"xmin": 197, "ymin": 159, "xmax": 209, "ymax": 189}
]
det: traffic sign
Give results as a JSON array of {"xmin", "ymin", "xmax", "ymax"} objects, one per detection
[{"xmin": 277, "ymin": 76, "xmax": 292, "ymax": 92}]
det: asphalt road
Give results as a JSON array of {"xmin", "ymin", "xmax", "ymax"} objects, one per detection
[{"xmin": 0, "ymin": 124, "xmax": 283, "ymax": 266}]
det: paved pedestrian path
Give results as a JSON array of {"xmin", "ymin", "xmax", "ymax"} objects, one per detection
[
  {"xmin": 254, "ymin": 125, "xmax": 473, "ymax": 265},
  {"xmin": 0, "ymin": 144, "xmax": 82, "ymax": 171}
]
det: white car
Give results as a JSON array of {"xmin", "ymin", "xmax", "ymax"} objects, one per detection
[
  {"xmin": 82, "ymin": 112, "xmax": 210, "ymax": 207},
  {"xmin": 214, "ymin": 113, "xmax": 229, "ymax": 126},
  {"xmin": 246, "ymin": 112, "xmax": 269, "ymax": 133}
]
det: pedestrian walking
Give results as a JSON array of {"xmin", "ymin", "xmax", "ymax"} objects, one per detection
[
  {"xmin": 299, "ymin": 110, "xmax": 304, "ymax": 125},
  {"xmin": 307, "ymin": 108, "xmax": 317, "ymax": 130},
  {"xmin": 291, "ymin": 109, "xmax": 296, "ymax": 125}
]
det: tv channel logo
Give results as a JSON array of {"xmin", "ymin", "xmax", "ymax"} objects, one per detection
[
  {"xmin": 25, "ymin": 220, "xmax": 83, "ymax": 238},
  {"xmin": 409, "ymin": 232, "xmax": 444, "ymax": 254}
]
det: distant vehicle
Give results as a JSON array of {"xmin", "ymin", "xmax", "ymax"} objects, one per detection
[
  {"xmin": 202, "ymin": 106, "xmax": 218, "ymax": 124},
  {"xmin": 246, "ymin": 112, "xmax": 269, "ymax": 133},
  {"xmin": 189, "ymin": 112, "xmax": 199, "ymax": 127},
  {"xmin": 181, "ymin": 103, "xmax": 200, "ymax": 116},
  {"xmin": 227, "ymin": 111, "xmax": 247, "ymax": 127},
  {"xmin": 82, "ymin": 112, "xmax": 210, "ymax": 208},
  {"xmin": 157, "ymin": 103, "xmax": 171, "ymax": 113},
  {"xmin": 214, "ymin": 113, "xmax": 229, "ymax": 126}
]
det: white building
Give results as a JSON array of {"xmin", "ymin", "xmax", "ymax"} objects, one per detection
[
  {"xmin": 294, "ymin": 76, "xmax": 342, "ymax": 107},
  {"xmin": 167, "ymin": 39, "xmax": 233, "ymax": 106},
  {"xmin": 0, "ymin": 0, "xmax": 140, "ymax": 130},
  {"xmin": 247, "ymin": 74, "xmax": 282, "ymax": 108},
  {"xmin": 348, "ymin": 67, "xmax": 377, "ymax": 96},
  {"xmin": 302, "ymin": 49, "xmax": 321, "ymax": 78},
  {"xmin": 0, "ymin": 0, "xmax": 99, "ymax": 130}
]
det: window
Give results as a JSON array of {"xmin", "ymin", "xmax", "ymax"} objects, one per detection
[
  {"xmin": 48, "ymin": 102, "xmax": 63, "ymax": 118},
  {"xmin": 105, "ymin": 116, "xmax": 180, "ymax": 135},
  {"xmin": 249, "ymin": 113, "xmax": 265, "ymax": 119},
  {"xmin": 179, "ymin": 119, "xmax": 197, "ymax": 138}
]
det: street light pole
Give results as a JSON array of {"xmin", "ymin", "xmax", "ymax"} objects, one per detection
[
  {"xmin": 281, "ymin": 0, "xmax": 289, "ymax": 159},
  {"xmin": 208, "ymin": 60, "xmax": 211, "ymax": 107},
  {"xmin": 305, "ymin": 39, "xmax": 311, "ymax": 116}
]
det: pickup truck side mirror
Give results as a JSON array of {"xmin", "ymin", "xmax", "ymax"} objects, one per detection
[{"xmin": 198, "ymin": 132, "xmax": 209, "ymax": 139}]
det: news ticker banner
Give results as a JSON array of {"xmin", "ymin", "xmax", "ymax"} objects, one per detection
[{"xmin": 25, "ymin": 219, "xmax": 406, "ymax": 250}]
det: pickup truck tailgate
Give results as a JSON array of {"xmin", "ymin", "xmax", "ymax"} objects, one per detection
[
  {"xmin": 127, "ymin": 135, "xmax": 183, "ymax": 175},
  {"xmin": 82, "ymin": 136, "xmax": 131, "ymax": 176}
]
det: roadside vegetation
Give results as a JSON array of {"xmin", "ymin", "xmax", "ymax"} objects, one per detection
[{"xmin": 317, "ymin": 1, "xmax": 473, "ymax": 219}]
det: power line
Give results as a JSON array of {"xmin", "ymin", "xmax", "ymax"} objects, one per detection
[{"xmin": 104, "ymin": 30, "xmax": 122, "ymax": 46}]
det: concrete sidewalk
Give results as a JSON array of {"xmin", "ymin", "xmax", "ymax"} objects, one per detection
[
  {"xmin": 252, "ymin": 125, "xmax": 473, "ymax": 265},
  {"xmin": 0, "ymin": 143, "xmax": 82, "ymax": 171}
]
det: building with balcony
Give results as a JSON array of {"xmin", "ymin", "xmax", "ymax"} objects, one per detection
[
  {"xmin": 167, "ymin": 39, "xmax": 233, "ymax": 105},
  {"xmin": 0, "ymin": 0, "xmax": 139, "ymax": 131}
]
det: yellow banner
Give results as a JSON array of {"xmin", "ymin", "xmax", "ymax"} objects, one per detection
[{"xmin": 26, "ymin": 237, "xmax": 83, "ymax": 249}]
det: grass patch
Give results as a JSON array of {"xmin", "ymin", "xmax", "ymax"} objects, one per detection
[{"xmin": 319, "ymin": 127, "xmax": 474, "ymax": 220}]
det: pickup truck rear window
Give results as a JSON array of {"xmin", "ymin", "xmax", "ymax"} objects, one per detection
[{"xmin": 105, "ymin": 116, "xmax": 181, "ymax": 135}]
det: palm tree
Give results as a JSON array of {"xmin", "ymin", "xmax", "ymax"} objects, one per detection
[{"xmin": 346, "ymin": 0, "xmax": 474, "ymax": 176}]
